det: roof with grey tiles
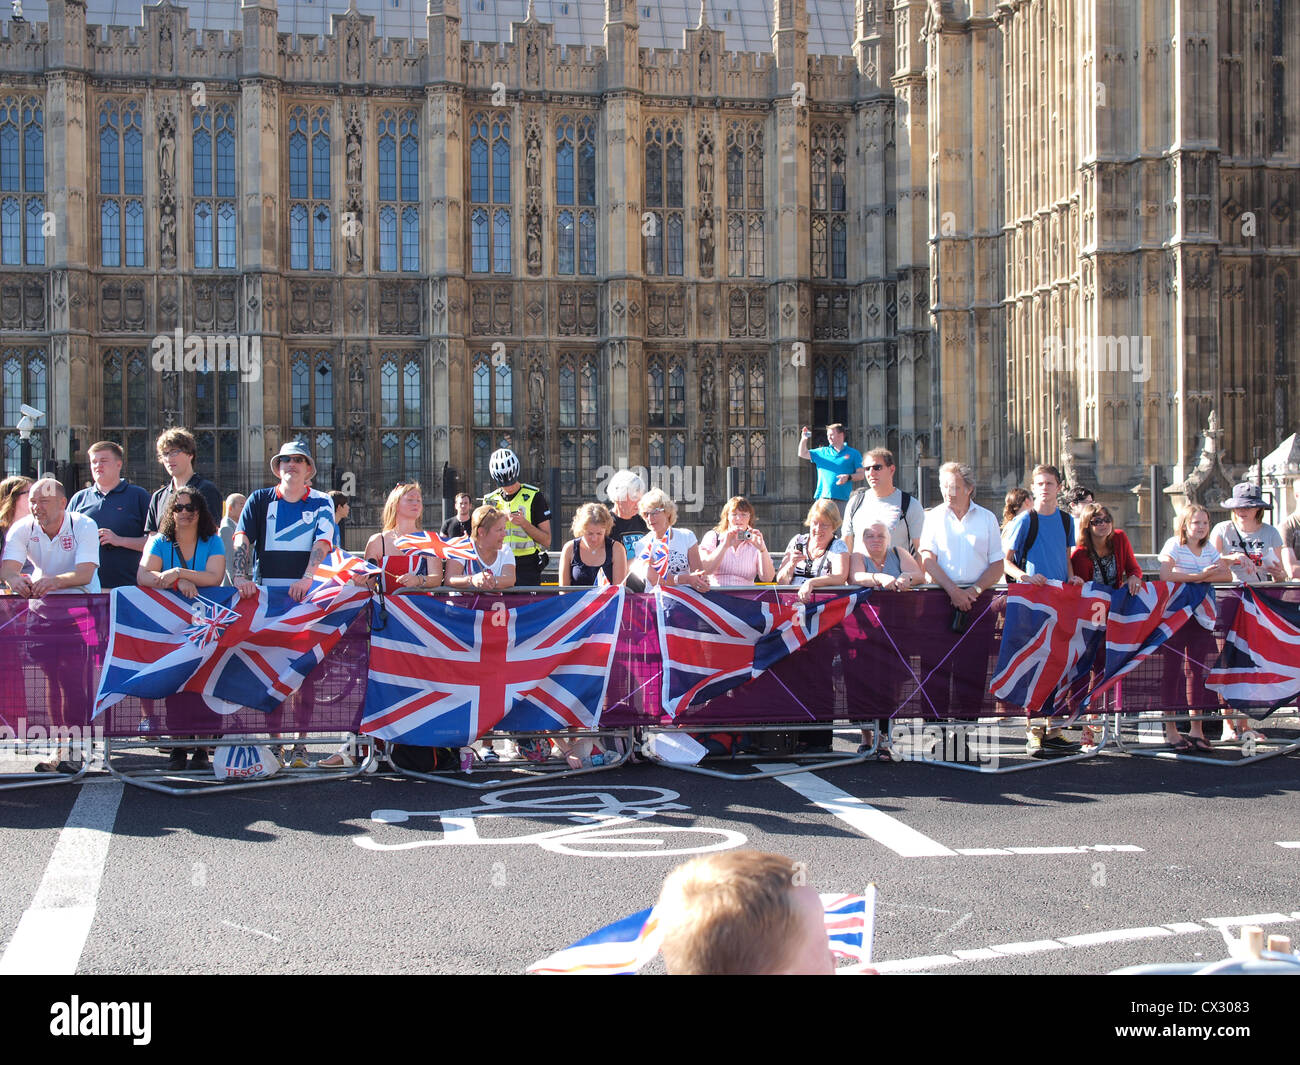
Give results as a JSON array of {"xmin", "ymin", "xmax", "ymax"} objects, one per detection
[{"xmin": 18, "ymin": 0, "xmax": 857, "ymax": 54}]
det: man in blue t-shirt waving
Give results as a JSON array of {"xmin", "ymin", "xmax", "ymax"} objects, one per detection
[{"xmin": 798, "ymin": 423, "xmax": 862, "ymax": 507}]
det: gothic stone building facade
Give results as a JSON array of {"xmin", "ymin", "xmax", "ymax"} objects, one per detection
[{"xmin": 0, "ymin": 0, "xmax": 1296, "ymax": 540}]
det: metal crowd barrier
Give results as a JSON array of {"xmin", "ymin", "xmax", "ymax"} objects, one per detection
[{"xmin": 0, "ymin": 583, "xmax": 1296, "ymax": 794}]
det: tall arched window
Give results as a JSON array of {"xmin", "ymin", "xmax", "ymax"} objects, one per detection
[
  {"xmin": 98, "ymin": 100, "xmax": 144, "ymax": 267},
  {"xmin": 557, "ymin": 352, "xmax": 601, "ymax": 500},
  {"xmin": 726, "ymin": 353, "xmax": 768, "ymax": 495},
  {"xmin": 2, "ymin": 347, "xmax": 47, "ymax": 475},
  {"xmin": 290, "ymin": 349, "xmax": 336, "ymax": 486},
  {"xmin": 646, "ymin": 354, "xmax": 687, "ymax": 472},
  {"xmin": 0, "ymin": 97, "xmax": 44, "ymax": 265},
  {"xmin": 471, "ymin": 349, "xmax": 515, "ymax": 489},
  {"xmin": 288, "ymin": 107, "xmax": 331, "ymax": 271},
  {"xmin": 469, "ymin": 113, "xmax": 511, "ymax": 272},
  {"xmin": 378, "ymin": 352, "xmax": 426, "ymax": 483},
  {"xmin": 377, "ymin": 109, "xmax": 420, "ymax": 271},
  {"xmin": 644, "ymin": 119, "xmax": 684, "ymax": 276},
  {"xmin": 811, "ymin": 122, "xmax": 847, "ymax": 279},
  {"xmin": 193, "ymin": 103, "xmax": 236, "ymax": 269},
  {"xmin": 726, "ymin": 120, "xmax": 764, "ymax": 277}
]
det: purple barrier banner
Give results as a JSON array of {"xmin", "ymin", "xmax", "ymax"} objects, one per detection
[{"xmin": 0, "ymin": 587, "xmax": 1270, "ymax": 738}]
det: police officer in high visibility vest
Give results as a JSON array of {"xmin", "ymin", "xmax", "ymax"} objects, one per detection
[{"xmin": 483, "ymin": 447, "xmax": 552, "ymax": 587}]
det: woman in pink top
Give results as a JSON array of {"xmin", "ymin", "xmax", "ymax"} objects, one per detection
[{"xmin": 700, "ymin": 497, "xmax": 776, "ymax": 587}]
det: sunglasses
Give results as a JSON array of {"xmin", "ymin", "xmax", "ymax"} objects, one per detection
[
  {"xmin": 865, "ymin": 464, "xmax": 886, "ymax": 472},
  {"xmin": 173, "ymin": 502, "xmax": 199, "ymax": 514},
  {"xmin": 1089, "ymin": 516, "xmax": 1112, "ymax": 527},
  {"xmin": 645, "ymin": 507, "xmax": 667, "ymax": 517},
  {"xmin": 279, "ymin": 455, "xmax": 307, "ymax": 465}
]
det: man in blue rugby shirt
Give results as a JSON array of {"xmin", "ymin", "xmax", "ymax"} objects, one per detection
[{"xmin": 232, "ymin": 440, "xmax": 338, "ymax": 768}]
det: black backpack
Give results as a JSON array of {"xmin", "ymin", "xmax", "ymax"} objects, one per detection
[{"xmin": 1010, "ymin": 509, "xmax": 1073, "ymax": 578}]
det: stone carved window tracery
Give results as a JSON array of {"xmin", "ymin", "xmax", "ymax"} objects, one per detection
[
  {"xmin": 291, "ymin": 349, "xmax": 336, "ymax": 487},
  {"xmin": 557, "ymin": 352, "xmax": 600, "ymax": 500},
  {"xmin": 469, "ymin": 112, "xmax": 511, "ymax": 274},
  {"xmin": 647, "ymin": 353, "xmax": 687, "ymax": 471},
  {"xmin": 378, "ymin": 352, "xmax": 425, "ymax": 484},
  {"xmin": 378, "ymin": 110, "xmax": 420, "ymax": 272},
  {"xmin": 644, "ymin": 119, "xmax": 684, "ymax": 276},
  {"xmin": 3, "ymin": 346, "xmax": 46, "ymax": 474},
  {"xmin": 726, "ymin": 353, "xmax": 767, "ymax": 495},
  {"xmin": 471, "ymin": 349, "xmax": 515, "ymax": 489},
  {"xmin": 192, "ymin": 103, "xmax": 236, "ymax": 270},
  {"xmin": 288, "ymin": 106, "xmax": 332, "ymax": 271},
  {"xmin": 556, "ymin": 115, "xmax": 597, "ymax": 275},
  {"xmin": 811, "ymin": 122, "xmax": 846, "ymax": 279},
  {"xmin": 0, "ymin": 97, "xmax": 45, "ymax": 266},
  {"xmin": 725, "ymin": 120, "xmax": 764, "ymax": 277},
  {"xmin": 98, "ymin": 100, "xmax": 145, "ymax": 267}
]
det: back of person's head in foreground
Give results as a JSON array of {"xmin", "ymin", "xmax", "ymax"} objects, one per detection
[{"xmin": 655, "ymin": 850, "xmax": 834, "ymax": 975}]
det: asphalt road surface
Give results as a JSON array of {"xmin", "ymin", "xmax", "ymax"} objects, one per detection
[{"xmin": 3, "ymin": 721, "xmax": 1298, "ymax": 985}]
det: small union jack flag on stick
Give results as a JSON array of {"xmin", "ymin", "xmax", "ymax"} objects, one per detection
[
  {"xmin": 312, "ymin": 547, "xmax": 382, "ymax": 589},
  {"xmin": 639, "ymin": 537, "xmax": 670, "ymax": 578}
]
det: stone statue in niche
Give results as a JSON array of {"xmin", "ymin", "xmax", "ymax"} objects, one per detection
[
  {"xmin": 346, "ymin": 31, "xmax": 361, "ymax": 80},
  {"xmin": 697, "ymin": 133, "xmax": 713, "ymax": 196},
  {"xmin": 529, "ymin": 366, "xmax": 545, "ymax": 412},
  {"xmin": 159, "ymin": 199, "xmax": 176, "ymax": 265},
  {"xmin": 703, "ymin": 436, "xmax": 717, "ymax": 471},
  {"xmin": 698, "ymin": 209, "xmax": 714, "ymax": 275},
  {"xmin": 158, "ymin": 22, "xmax": 172, "ymax": 72},
  {"xmin": 347, "ymin": 133, "xmax": 361, "ymax": 186},
  {"xmin": 526, "ymin": 137, "xmax": 541, "ymax": 190},
  {"xmin": 698, "ymin": 44, "xmax": 711, "ymax": 92},
  {"xmin": 526, "ymin": 213, "xmax": 542, "ymax": 272},
  {"xmin": 526, "ymin": 38, "xmax": 540, "ymax": 85}
]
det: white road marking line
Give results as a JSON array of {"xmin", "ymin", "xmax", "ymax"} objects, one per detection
[
  {"xmin": 767, "ymin": 767, "xmax": 956, "ymax": 857},
  {"xmin": 865, "ymin": 913, "xmax": 1286, "ymax": 974},
  {"xmin": 935, "ymin": 912, "xmax": 973, "ymax": 940},
  {"xmin": 953, "ymin": 844, "xmax": 1145, "ymax": 856},
  {"xmin": 1277, "ymin": 842, "xmax": 1300, "ymax": 849},
  {"xmin": 221, "ymin": 921, "xmax": 283, "ymax": 943},
  {"xmin": 1201, "ymin": 912, "xmax": 1295, "ymax": 928},
  {"xmin": 0, "ymin": 781, "xmax": 124, "ymax": 975}
]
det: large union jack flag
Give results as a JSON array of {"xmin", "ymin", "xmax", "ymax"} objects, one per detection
[
  {"xmin": 1206, "ymin": 586, "xmax": 1300, "ymax": 718},
  {"xmin": 989, "ymin": 581, "xmax": 1111, "ymax": 715},
  {"xmin": 360, "ymin": 586, "xmax": 626, "ymax": 746},
  {"xmin": 657, "ymin": 587, "xmax": 868, "ymax": 719},
  {"xmin": 1084, "ymin": 581, "xmax": 1217, "ymax": 708},
  {"xmin": 94, "ymin": 582, "xmax": 369, "ymax": 717}
]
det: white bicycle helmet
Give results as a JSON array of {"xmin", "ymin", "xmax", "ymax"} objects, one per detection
[{"xmin": 489, "ymin": 447, "xmax": 520, "ymax": 486}]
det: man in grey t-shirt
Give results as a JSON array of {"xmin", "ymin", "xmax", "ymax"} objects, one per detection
[{"xmin": 843, "ymin": 447, "xmax": 924, "ymax": 557}]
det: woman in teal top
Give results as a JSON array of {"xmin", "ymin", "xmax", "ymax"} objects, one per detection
[{"xmin": 138, "ymin": 487, "xmax": 226, "ymax": 598}]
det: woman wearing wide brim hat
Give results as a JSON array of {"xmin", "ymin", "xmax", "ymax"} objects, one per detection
[{"xmin": 1209, "ymin": 483, "xmax": 1285, "ymax": 747}]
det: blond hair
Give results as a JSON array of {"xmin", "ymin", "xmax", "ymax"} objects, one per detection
[
  {"xmin": 471, "ymin": 504, "xmax": 507, "ymax": 540},
  {"xmin": 656, "ymin": 851, "xmax": 808, "ymax": 976},
  {"xmin": 638, "ymin": 487, "xmax": 678, "ymax": 526},
  {"xmin": 804, "ymin": 498, "xmax": 841, "ymax": 529},
  {"xmin": 570, "ymin": 502, "xmax": 613, "ymax": 539},
  {"xmin": 380, "ymin": 483, "xmax": 423, "ymax": 533}
]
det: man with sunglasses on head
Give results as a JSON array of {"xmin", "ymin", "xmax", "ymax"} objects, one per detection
[
  {"xmin": 843, "ymin": 447, "xmax": 924, "ymax": 558},
  {"xmin": 232, "ymin": 441, "xmax": 339, "ymax": 768}
]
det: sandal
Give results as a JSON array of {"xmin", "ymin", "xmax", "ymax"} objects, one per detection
[
  {"xmin": 1188, "ymin": 736, "xmax": 1213, "ymax": 752},
  {"xmin": 1239, "ymin": 730, "xmax": 1266, "ymax": 745},
  {"xmin": 1167, "ymin": 738, "xmax": 1194, "ymax": 752}
]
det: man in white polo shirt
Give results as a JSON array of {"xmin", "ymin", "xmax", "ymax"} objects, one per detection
[
  {"xmin": 0, "ymin": 476, "xmax": 101, "ymax": 773},
  {"xmin": 1, "ymin": 476, "xmax": 101, "ymax": 595},
  {"xmin": 917, "ymin": 461, "xmax": 1004, "ymax": 720}
]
